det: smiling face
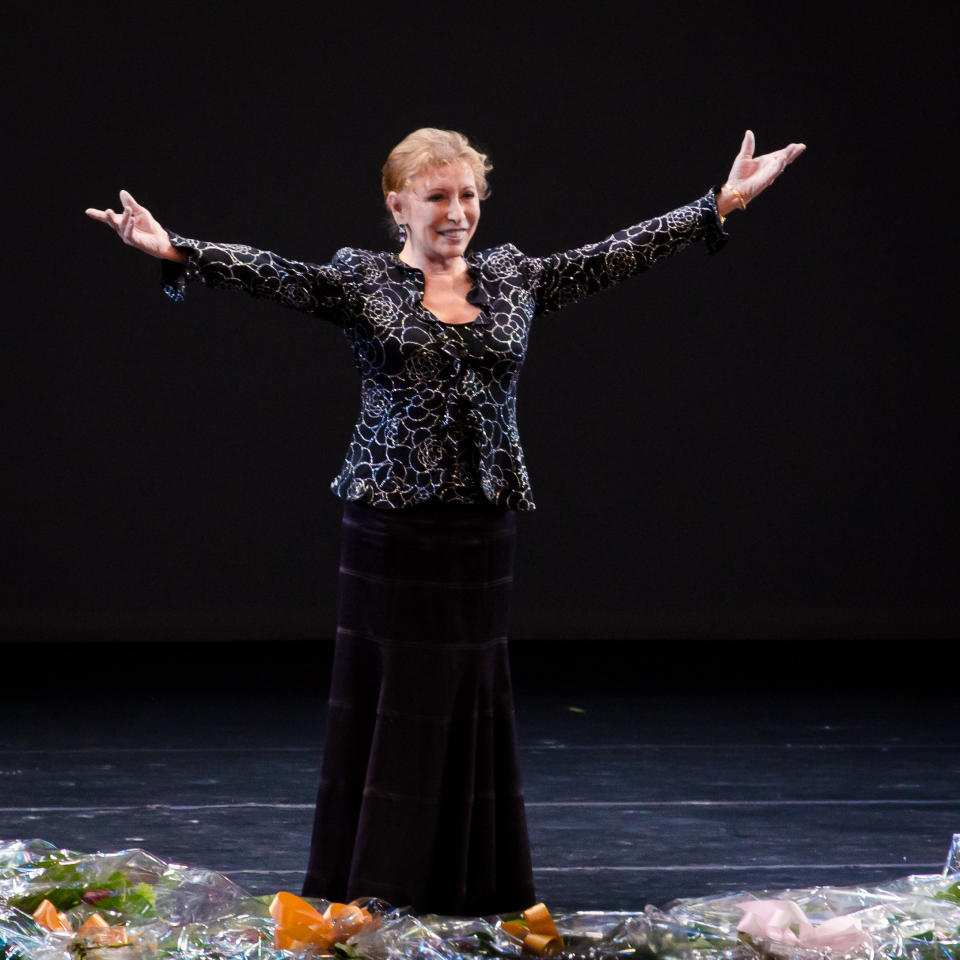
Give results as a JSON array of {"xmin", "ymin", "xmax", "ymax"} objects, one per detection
[{"xmin": 388, "ymin": 161, "xmax": 480, "ymax": 268}]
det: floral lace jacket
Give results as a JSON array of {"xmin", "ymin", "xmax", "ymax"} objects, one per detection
[{"xmin": 163, "ymin": 190, "xmax": 726, "ymax": 511}]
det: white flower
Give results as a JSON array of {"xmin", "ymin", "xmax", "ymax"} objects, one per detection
[
  {"xmin": 604, "ymin": 249, "xmax": 636, "ymax": 281},
  {"xmin": 405, "ymin": 350, "xmax": 443, "ymax": 382},
  {"xmin": 415, "ymin": 438, "xmax": 443, "ymax": 470},
  {"xmin": 363, "ymin": 294, "xmax": 398, "ymax": 322},
  {"xmin": 486, "ymin": 249, "xmax": 517, "ymax": 279},
  {"xmin": 737, "ymin": 899, "xmax": 874, "ymax": 957},
  {"xmin": 362, "ymin": 387, "xmax": 390, "ymax": 416}
]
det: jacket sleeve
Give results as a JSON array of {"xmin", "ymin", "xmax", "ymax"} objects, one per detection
[
  {"xmin": 160, "ymin": 232, "xmax": 351, "ymax": 327},
  {"xmin": 518, "ymin": 189, "xmax": 728, "ymax": 317}
]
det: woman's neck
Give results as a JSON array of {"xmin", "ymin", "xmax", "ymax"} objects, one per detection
[{"xmin": 398, "ymin": 248, "xmax": 467, "ymax": 278}]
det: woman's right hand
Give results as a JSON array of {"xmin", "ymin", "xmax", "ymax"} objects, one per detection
[{"xmin": 85, "ymin": 190, "xmax": 186, "ymax": 262}]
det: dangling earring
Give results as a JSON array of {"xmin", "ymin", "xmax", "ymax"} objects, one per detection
[{"xmin": 397, "ymin": 224, "xmax": 407, "ymax": 245}]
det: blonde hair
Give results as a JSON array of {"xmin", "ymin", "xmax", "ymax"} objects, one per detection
[{"xmin": 381, "ymin": 128, "xmax": 493, "ymax": 201}]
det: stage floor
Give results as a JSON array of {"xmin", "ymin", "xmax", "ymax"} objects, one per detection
[{"xmin": 1, "ymin": 641, "xmax": 955, "ymax": 910}]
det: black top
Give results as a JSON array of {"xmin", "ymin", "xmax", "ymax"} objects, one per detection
[{"xmin": 163, "ymin": 189, "xmax": 727, "ymax": 510}]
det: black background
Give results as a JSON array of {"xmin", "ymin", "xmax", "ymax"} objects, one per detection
[{"xmin": 4, "ymin": 4, "xmax": 958, "ymax": 647}]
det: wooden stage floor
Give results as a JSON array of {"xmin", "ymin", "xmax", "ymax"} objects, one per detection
[{"xmin": 1, "ymin": 641, "xmax": 956, "ymax": 911}]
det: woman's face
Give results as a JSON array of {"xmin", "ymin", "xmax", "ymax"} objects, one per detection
[{"xmin": 389, "ymin": 161, "xmax": 480, "ymax": 264}]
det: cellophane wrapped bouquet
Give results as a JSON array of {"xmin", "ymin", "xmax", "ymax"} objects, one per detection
[{"xmin": 1, "ymin": 834, "xmax": 958, "ymax": 959}]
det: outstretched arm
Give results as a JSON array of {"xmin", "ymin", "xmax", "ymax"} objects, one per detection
[
  {"xmin": 85, "ymin": 190, "xmax": 186, "ymax": 262},
  {"xmin": 85, "ymin": 189, "xmax": 349, "ymax": 321},
  {"xmin": 520, "ymin": 129, "xmax": 806, "ymax": 316}
]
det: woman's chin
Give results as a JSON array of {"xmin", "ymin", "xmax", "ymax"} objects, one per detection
[{"xmin": 437, "ymin": 231, "xmax": 471, "ymax": 249}]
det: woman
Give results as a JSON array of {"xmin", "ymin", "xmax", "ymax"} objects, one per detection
[{"xmin": 86, "ymin": 127, "xmax": 805, "ymax": 916}]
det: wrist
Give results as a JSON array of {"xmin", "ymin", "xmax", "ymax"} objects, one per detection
[
  {"xmin": 159, "ymin": 240, "xmax": 187, "ymax": 263},
  {"xmin": 716, "ymin": 183, "xmax": 747, "ymax": 218}
]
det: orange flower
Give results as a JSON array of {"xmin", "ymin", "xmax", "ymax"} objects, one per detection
[
  {"xmin": 77, "ymin": 914, "xmax": 131, "ymax": 946},
  {"xmin": 269, "ymin": 891, "xmax": 375, "ymax": 952},
  {"xmin": 502, "ymin": 902, "xmax": 563, "ymax": 956},
  {"xmin": 32, "ymin": 901, "xmax": 132, "ymax": 947},
  {"xmin": 32, "ymin": 899, "xmax": 73, "ymax": 934}
]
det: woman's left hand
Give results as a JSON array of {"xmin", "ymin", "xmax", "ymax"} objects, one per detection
[{"xmin": 718, "ymin": 131, "xmax": 806, "ymax": 215}]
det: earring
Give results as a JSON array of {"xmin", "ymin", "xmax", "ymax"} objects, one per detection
[{"xmin": 398, "ymin": 224, "xmax": 407, "ymax": 245}]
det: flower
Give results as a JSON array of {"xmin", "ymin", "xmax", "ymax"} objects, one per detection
[{"xmin": 737, "ymin": 899, "xmax": 874, "ymax": 956}]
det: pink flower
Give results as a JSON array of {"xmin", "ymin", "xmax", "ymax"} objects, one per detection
[{"xmin": 737, "ymin": 899, "xmax": 873, "ymax": 956}]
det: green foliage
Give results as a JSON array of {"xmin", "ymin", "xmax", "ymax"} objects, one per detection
[
  {"xmin": 0, "ymin": 849, "xmax": 72, "ymax": 882},
  {"xmin": 82, "ymin": 873, "xmax": 156, "ymax": 921},
  {"xmin": 7, "ymin": 868, "xmax": 156, "ymax": 923},
  {"xmin": 935, "ymin": 882, "xmax": 960, "ymax": 905},
  {"xmin": 7, "ymin": 858, "xmax": 88, "ymax": 914},
  {"xmin": 90, "ymin": 889, "xmax": 156, "ymax": 921},
  {"xmin": 334, "ymin": 943, "xmax": 364, "ymax": 959},
  {"xmin": 9, "ymin": 886, "xmax": 83, "ymax": 914}
]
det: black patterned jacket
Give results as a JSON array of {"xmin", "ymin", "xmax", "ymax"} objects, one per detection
[{"xmin": 163, "ymin": 190, "xmax": 726, "ymax": 511}]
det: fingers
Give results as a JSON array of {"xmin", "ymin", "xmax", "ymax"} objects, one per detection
[
  {"xmin": 119, "ymin": 188, "xmax": 140, "ymax": 212},
  {"xmin": 87, "ymin": 189, "xmax": 160, "ymax": 254},
  {"xmin": 87, "ymin": 190, "xmax": 140, "ymax": 229},
  {"xmin": 771, "ymin": 143, "xmax": 806, "ymax": 179},
  {"xmin": 85, "ymin": 201, "xmax": 136, "ymax": 244},
  {"xmin": 739, "ymin": 129, "xmax": 755, "ymax": 160},
  {"xmin": 119, "ymin": 189, "xmax": 138, "ymax": 242},
  {"xmin": 783, "ymin": 142, "xmax": 807, "ymax": 164},
  {"xmin": 86, "ymin": 206, "xmax": 124, "ymax": 229},
  {"xmin": 117, "ymin": 190, "xmax": 137, "ymax": 235},
  {"xmin": 121, "ymin": 205, "xmax": 135, "ymax": 243},
  {"xmin": 769, "ymin": 142, "xmax": 805, "ymax": 164}
]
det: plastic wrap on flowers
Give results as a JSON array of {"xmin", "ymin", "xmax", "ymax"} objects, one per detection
[
  {"xmin": 0, "ymin": 839, "xmax": 283, "ymax": 960},
  {"xmin": 647, "ymin": 853, "xmax": 960, "ymax": 960},
  {"xmin": 1, "ymin": 836, "xmax": 959, "ymax": 959}
]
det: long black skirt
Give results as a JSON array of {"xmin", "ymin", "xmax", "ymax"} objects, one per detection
[{"xmin": 302, "ymin": 500, "xmax": 535, "ymax": 917}]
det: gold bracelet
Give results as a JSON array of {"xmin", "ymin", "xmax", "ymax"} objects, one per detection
[{"xmin": 725, "ymin": 183, "xmax": 748, "ymax": 211}]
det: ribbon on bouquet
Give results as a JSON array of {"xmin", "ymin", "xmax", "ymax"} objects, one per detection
[
  {"xmin": 269, "ymin": 890, "xmax": 375, "ymax": 952},
  {"xmin": 501, "ymin": 902, "xmax": 563, "ymax": 955},
  {"xmin": 32, "ymin": 899, "xmax": 131, "ymax": 945}
]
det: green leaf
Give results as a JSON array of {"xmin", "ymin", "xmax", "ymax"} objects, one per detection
[
  {"xmin": 100, "ymin": 871, "xmax": 129, "ymax": 892},
  {"xmin": 9, "ymin": 886, "xmax": 85, "ymax": 914},
  {"xmin": 334, "ymin": 943, "xmax": 363, "ymax": 959},
  {"xmin": 935, "ymin": 882, "xmax": 960, "ymax": 904},
  {"xmin": 132, "ymin": 882, "xmax": 156, "ymax": 909},
  {"xmin": 18, "ymin": 862, "xmax": 84, "ymax": 888},
  {"xmin": 92, "ymin": 889, "xmax": 156, "ymax": 920}
]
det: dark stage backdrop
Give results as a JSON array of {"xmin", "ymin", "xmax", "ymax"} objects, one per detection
[{"xmin": 3, "ymin": 5, "xmax": 957, "ymax": 643}]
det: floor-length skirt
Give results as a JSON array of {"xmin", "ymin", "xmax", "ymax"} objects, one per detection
[{"xmin": 302, "ymin": 500, "xmax": 535, "ymax": 916}]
